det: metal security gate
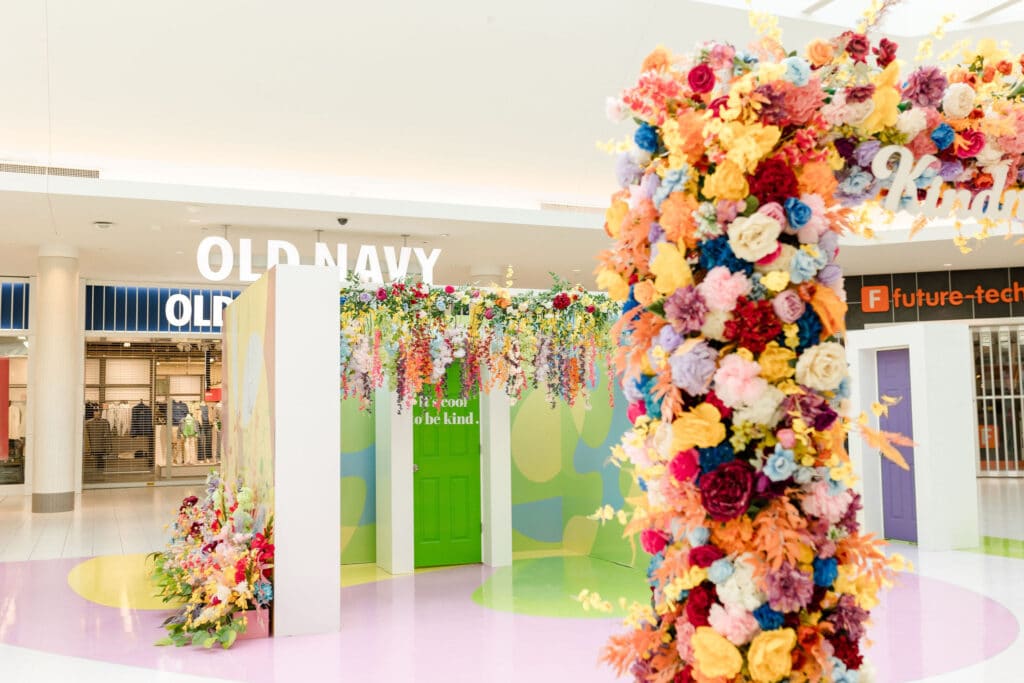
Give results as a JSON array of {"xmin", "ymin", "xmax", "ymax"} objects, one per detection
[{"xmin": 974, "ymin": 325, "xmax": 1024, "ymax": 476}]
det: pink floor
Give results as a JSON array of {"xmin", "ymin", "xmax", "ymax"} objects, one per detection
[{"xmin": 0, "ymin": 558, "xmax": 1018, "ymax": 682}]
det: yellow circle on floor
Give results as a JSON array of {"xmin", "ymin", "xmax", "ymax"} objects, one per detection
[{"xmin": 68, "ymin": 553, "xmax": 177, "ymax": 611}]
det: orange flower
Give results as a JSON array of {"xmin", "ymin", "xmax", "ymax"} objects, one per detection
[
  {"xmin": 798, "ymin": 162, "xmax": 839, "ymax": 206},
  {"xmin": 633, "ymin": 280, "xmax": 657, "ymax": 307},
  {"xmin": 642, "ymin": 46, "xmax": 672, "ymax": 72},
  {"xmin": 674, "ymin": 109, "xmax": 708, "ymax": 165},
  {"xmin": 806, "ymin": 39, "xmax": 835, "ymax": 67},
  {"xmin": 659, "ymin": 191, "xmax": 699, "ymax": 247}
]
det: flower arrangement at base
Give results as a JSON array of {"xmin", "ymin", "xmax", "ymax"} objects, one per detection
[
  {"xmin": 149, "ymin": 472, "xmax": 274, "ymax": 649},
  {"xmin": 339, "ymin": 275, "xmax": 618, "ymax": 410}
]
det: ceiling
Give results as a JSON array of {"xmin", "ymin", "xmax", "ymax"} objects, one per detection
[{"xmin": 2, "ymin": 1, "xmax": 1024, "ymax": 288}]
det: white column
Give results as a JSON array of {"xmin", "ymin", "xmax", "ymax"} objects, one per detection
[
  {"xmin": 480, "ymin": 387, "xmax": 512, "ymax": 566},
  {"xmin": 375, "ymin": 388, "xmax": 414, "ymax": 574},
  {"xmin": 31, "ymin": 246, "xmax": 80, "ymax": 513}
]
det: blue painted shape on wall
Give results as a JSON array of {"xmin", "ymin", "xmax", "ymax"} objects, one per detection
[
  {"xmin": 512, "ymin": 496, "xmax": 564, "ymax": 543},
  {"xmin": 341, "ymin": 446, "xmax": 376, "ymax": 526}
]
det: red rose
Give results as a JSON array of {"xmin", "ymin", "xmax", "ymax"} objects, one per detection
[
  {"xmin": 704, "ymin": 391, "xmax": 732, "ymax": 420},
  {"xmin": 444, "ymin": 285, "xmax": 455, "ymax": 294},
  {"xmin": 669, "ymin": 449, "xmax": 700, "ymax": 482},
  {"xmin": 747, "ymin": 158, "xmax": 798, "ymax": 206},
  {"xmin": 829, "ymin": 633, "xmax": 864, "ymax": 670},
  {"xmin": 708, "ymin": 95, "xmax": 730, "ymax": 117},
  {"xmin": 689, "ymin": 544, "xmax": 725, "ymax": 568},
  {"xmin": 845, "ymin": 84, "xmax": 875, "ymax": 104},
  {"xmin": 842, "ymin": 32, "xmax": 870, "ymax": 63},
  {"xmin": 674, "ymin": 666, "xmax": 694, "ymax": 683},
  {"xmin": 552, "ymin": 292, "xmax": 571, "ymax": 310},
  {"xmin": 955, "ymin": 129, "xmax": 986, "ymax": 159},
  {"xmin": 375, "ymin": 287, "xmax": 388, "ymax": 301},
  {"xmin": 873, "ymin": 37, "xmax": 898, "ymax": 68},
  {"xmin": 641, "ymin": 528, "xmax": 670, "ymax": 555},
  {"xmin": 700, "ymin": 461, "xmax": 755, "ymax": 521},
  {"xmin": 723, "ymin": 297, "xmax": 782, "ymax": 354},
  {"xmin": 586, "ymin": 304, "xmax": 596, "ymax": 313},
  {"xmin": 684, "ymin": 583, "xmax": 716, "ymax": 627},
  {"xmin": 688, "ymin": 64, "xmax": 716, "ymax": 94}
]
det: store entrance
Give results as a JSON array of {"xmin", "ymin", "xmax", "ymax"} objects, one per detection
[
  {"xmin": 83, "ymin": 338, "xmax": 222, "ymax": 488},
  {"xmin": 412, "ymin": 363, "xmax": 482, "ymax": 568}
]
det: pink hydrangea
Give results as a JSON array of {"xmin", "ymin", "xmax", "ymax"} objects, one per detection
[
  {"xmin": 674, "ymin": 617, "xmax": 696, "ymax": 661},
  {"xmin": 713, "ymin": 353, "xmax": 768, "ymax": 409},
  {"xmin": 796, "ymin": 194, "xmax": 828, "ymax": 243},
  {"xmin": 756, "ymin": 202, "xmax": 787, "ymax": 226},
  {"xmin": 801, "ymin": 480, "xmax": 853, "ymax": 523},
  {"xmin": 708, "ymin": 603, "xmax": 760, "ymax": 646},
  {"xmin": 697, "ymin": 266, "xmax": 751, "ymax": 312},
  {"xmin": 765, "ymin": 561, "xmax": 815, "ymax": 613}
]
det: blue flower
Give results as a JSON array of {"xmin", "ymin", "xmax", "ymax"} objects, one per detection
[
  {"xmin": 837, "ymin": 169, "xmax": 875, "ymax": 201},
  {"xmin": 753, "ymin": 604, "xmax": 785, "ymax": 630},
  {"xmin": 931, "ymin": 123, "xmax": 955, "ymax": 151},
  {"xmin": 748, "ymin": 273, "xmax": 769, "ymax": 301},
  {"xmin": 634, "ymin": 374, "xmax": 662, "ymax": 420},
  {"xmin": 637, "ymin": 477, "xmax": 648, "ymax": 492},
  {"xmin": 783, "ymin": 197, "xmax": 813, "ymax": 229},
  {"xmin": 795, "ymin": 308, "xmax": 823, "ymax": 351},
  {"xmin": 830, "ymin": 658, "xmax": 860, "ymax": 683},
  {"xmin": 634, "ymin": 123, "xmax": 660, "ymax": 153},
  {"xmin": 789, "ymin": 247, "xmax": 827, "ymax": 284},
  {"xmin": 436, "ymin": 300, "xmax": 447, "ymax": 311},
  {"xmin": 781, "ymin": 56, "xmax": 811, "ymax": 86},
  {"xmin": 254, "ymin": 579, "xmax": 273, "ymax": 605},
  {"xmin": 687, "ymin": 526, "xmax": 710, "ymax": 547},
  {"xmin": 813, "ymin": 556, "xmax": 839, "ymax": 588},
  {"xmin": 708, "ymin": 558, "xmax": 734, "ymax": 584},
  {"xmin": 699, "ymin": 444, "xmax": 734, "ymax": 473},
  {"xmin": 764, "ymin": 444, "xmax": 797, "ymax": 482},
  {"xmin": 698, "ymin": 236, "xmax": 754, "ymax": 275},
  {"xmin": 653, "ymin": 165, "xmax": 691, "ymax": 208},
  {"xmin": 647, "ymin": 552, "xmax": 663, "ymax": 580},
  {"xmin": 622, "ymin": 285, "xmax": 641, "ymax": 316}
]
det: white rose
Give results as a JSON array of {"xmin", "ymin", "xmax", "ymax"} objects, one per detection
[
  {"xmin": 895, "ymin": 108, "xmax": 927, "ymax": 138},
  {"xmin": 755, "ymin": 243, "xmax": 797, "ymax": 274},
  {"xmin": 605, "ymin": 96, "xmax": 628, "ymax": 123},
  {"xmin": 701, "ymin": 309, "xmax": 731, "ymax": 341},
  {"xmin": 728, "ymin": 213, "xmax": 782, "ymax": 262},
  {"xmin": 942, "ymin": 83, "xmax": 975, "ymax": 119},
  {"xmin": 976, "ymin": 141, "xmax": 1005, "ymax": 168},
  {"xmin": 734, "ymin": 386, "xmax": 785, "ymax": 427},
  {"xmin": 795, "ymin": 341, "xmax": 847, "ymax": 391},
  {"xmin": 845, "ymin": 98, "xmax": 875, "ymax": 125}
]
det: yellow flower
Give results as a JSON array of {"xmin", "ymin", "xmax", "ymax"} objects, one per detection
[
  {"xmin": 702, "ymin": 159, "xmax": 750, "ymax": 201},
  {"xmin": 860, "ymin": 62, "xmax": 901, "ymax": 135},
  {"xmin": 596, "ymin": 268, "xmax": 629, "ymax": 301},
  {"xmin": 759, "ymin": 342, "xmax": 796, "ymax": 383},
  {"xmin": 672, "ymin": 403, "xmax": 726, "ymax": 451},
  {"xmin": 604, "ymin": 198, "xmax": 628, "ymax": 239},
  {"xmin": 692, "ymin": 626, "xmax": 744, "ymax": 679},
  {"xmin": 747, "ymin": 628, "xmax": 797, "ymax": 682},
  {"xmin": 760, "ymin": 270, "xmax": 790, "ymax": 293},
  {"xmin": 649, "ymin": 241, "xmax": 693, "ymax": 295}
]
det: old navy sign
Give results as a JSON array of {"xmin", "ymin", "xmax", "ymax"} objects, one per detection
[
  {"xmin": 196, "ymin": 237, "xmax": 442, "ymax": 285},
  {"xmin": 84, "ymin": 285, "xmax": 241, "ymax": 334}
]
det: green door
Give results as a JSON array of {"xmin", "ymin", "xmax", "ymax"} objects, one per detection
[{"xmin": 413, "ymin": 363, "xmax": 481, "ymax": 568}]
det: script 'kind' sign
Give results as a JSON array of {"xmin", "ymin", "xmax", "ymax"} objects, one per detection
[{"xmin": 196, "ymin": 237, "xmax": 442, "ymax": 285}]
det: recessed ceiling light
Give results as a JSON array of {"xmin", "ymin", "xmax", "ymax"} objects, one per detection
[
  {"xmin": 93, "ymin": 221, "xmax": 113, "ymax": 230},
  {"xmin": 17, "ymin": 335, "xmax": 26, "ymax": 340},
  {"xmin": 571, "ymin": 268, "xmax": 582, "ymax": 273},
  {"xmin": 175, "ymin": 250, "xmax": 184, "ymax": 255},
  {"xmin": 943, "ymin": 262, "xmax": 953, "ymax": 267},
  {"xmin": 123, "ymin": 341, "xmax": 131, "ymax": 348},
  {"xmin": 440, "ymin": 233, "xmax": 450, "ymax": 238}
]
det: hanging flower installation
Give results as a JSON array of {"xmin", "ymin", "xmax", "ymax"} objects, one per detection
[
  {"xmin": 589, "ymin": 17, "xmax": 1024, "ymax": 681},
  {"xmin": 339, "ymin": 277, "xmax": 618, "ymax": 410}
]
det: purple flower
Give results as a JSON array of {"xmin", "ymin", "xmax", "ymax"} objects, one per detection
[
  {"xmin": 829, "ymin": 594, "xmax": 869, "ymax": 641},
  {"xmin": 615, "ymin": 152, "xmax": 642, "ymax": 188},
  {"xmin": 839, "ymin": 492, "xmax": 862, "ymax": 534},
  {"xmin": 818, "ymin": 232, "xmax": 839, "ymax": 262},
  {"xmin": 755, "ymin": 82, "xmax": 789, "ymax": 125},
  {"xmin": 903, "ymin": 66, "xmax": 948, "ymax": 108},
  {"xmin": 939, "ymin": 160, "xmax": 964, "ymax": 182},
  {"xmin": 655, "ymin": 325, "xmax": 684, "ymax": 354},
  {"xmin": 664, "ymin": 286, "xmax": 708, "ymax": 334},
  {"xmin": 765, "ymin": 561, "xmax": 815, "ymax": 612},
  {"xmin": 817, "ymin": 263, "xmax": 843, "ymax": 287},
  {"xmin": 669, "ymin": 341, "xmax": 717, "ymax": 396},
  {"xmin": 782, "ymin": 391, "xmax": 838, "ymax": 431},
  {"xmin": 639, "ymin": 172, "xmax": 660, "ymax": 199},
  {"xmin": 648, "ymin": 221, "xmax": 666, "ymax": 244},
  {"xmin": 833, "ymin": 137, "xmax": 856, "ymax": 163},
  {"xmin": 853, "ymin": 140, "xmax": 881, "ymax": 168}
]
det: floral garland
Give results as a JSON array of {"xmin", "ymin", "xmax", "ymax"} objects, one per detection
[
  {"xmin": 584, "ymin": 25, "xmax": 1014, "ymax": 683},
  {"xmin": 339, "ymin": 277, "xmax": 618, "ymax": 410},
  {"xmin": 150, "ymin": 472, "xmax": 274, "ymax": 649}
]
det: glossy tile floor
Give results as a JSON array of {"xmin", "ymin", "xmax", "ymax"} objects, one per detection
[{"xmin": 0, "ymin": 481, "xmax": 1023, "ymax": 681}]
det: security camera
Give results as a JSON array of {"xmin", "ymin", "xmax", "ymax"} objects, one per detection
[{"xmin": 336, "ymin": 217, "xmax": 349, "ymax": 226}]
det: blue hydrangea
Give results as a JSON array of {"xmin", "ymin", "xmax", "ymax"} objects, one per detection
[
  {"xmin": 699, "ymin": 444, "xmax": 734, "ymax": 473},
  {"xmin": 764, "ymin": 444, "xmax": 797, "ymax": 482},
  {"xmin": 931, "ymin": 123, "xmax": 955, "ymax": 151},
  {"xmin": 796, "ymin": 308, "xmax": 823, "ymax": 351},
  {"xmin": 708, "ymin": 558, "xmax": 734, "ymax": 585},
  {"xmin": 698, "ymin": 236, "xmax": 754, "ymax": 275},
  {"xmin": 813, "ymin": 556, "xmax": 839, "ymax": 588},
  {"xmin": 837, "ymin": 169, "xmax": 875, "ymax": 202},
  {"xmin": 633, "ymin": 374, "xmax": 662, "ymax": 420},
  {"xmin": 781, "ymin": 56, "xmax": 811, "ymax": 86},
  {"xmin": 748, "ymin": 273, "xmax": 769, "ymax": 301},
  {"xmin": 790, "ymin": 247, "xmax": 828, "ymax": 284},
  {"xmin": 784, "ymin": 197, "xmax": 813, "ymax": 229},
  {"xmin": 830, "ymin": 658, "xmax": 860, "ymax": 683},
  {"xmin": 634, "ymin": 123, "xmax": 660, "ymax": 153},
  {"xmin": 254, "ymin": 579, "xmax": 273, "ymax": 606},
  {"xmin": 687, "ymin": 526, "xmax": 710, "ymax": 547},
  {"xmin": 647, "ymin": 552, "xmax": 664, "ymax": 580},
  {"xmin": 753, "ymin": 603, "xmax": 785, "ymax": 630},
  {"xmin": 653, "ymin": 165, "xmax": 691, "ymax": 208},
  {"xmin": 622, "ymin": 285, "xmax": 641, "ymax": 316}
]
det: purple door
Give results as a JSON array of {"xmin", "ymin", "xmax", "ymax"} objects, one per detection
[{"xmin": 877, "ymin": 348, "xmax": 917, "ymax": 542}]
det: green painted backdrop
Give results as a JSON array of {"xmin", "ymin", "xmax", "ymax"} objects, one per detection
[{"xmin": 339, "ymin": 365, "xmax": 634, "ymax": 567}]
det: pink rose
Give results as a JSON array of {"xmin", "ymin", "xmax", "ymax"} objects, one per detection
[
  {"xmin": 956, "ymin": 129, "xmax": 986, "ymax": 159},
  {"xmin": 776, "ymin": 428, "xmax": 796, "ymax": 449},
  {"xmin": 756, "ymin": 202, "xmax": 787, "ymax": 226},
  {"xmin": 689, "ymin": 544, "xmax": 726, "ymax": 568},
  {"xmin": 772, "ymin": 289, "xmax": 806, "ymax": 323},
  {"xmin": 669, "ymin": 449, "xmax": 700, "ymax": 482},
  {"xmin": 641, "ymin": 528, "xmax": 670, "ymax": 554},
  {"xmin": 688, "ymin": 63, "xmax": 716, "ymax": 94},
  {"xmin": 627, "ymin": 400, "xmax": 647, "ymax": 424},
  {"xmin": 708, "ymin": 604, "xmax": 761, "ymax": 646}
]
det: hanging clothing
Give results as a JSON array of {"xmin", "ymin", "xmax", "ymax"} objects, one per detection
[
  {"xmin": 180, "ymin": 414, "xmax": 197, "ymax": 438},
  {"xmin": 171, "ymin": 400, "xmax": 189, "ymax": 426},
  {"xmin": 8, "ymin": 403, "xmax": 24, "ymax": 439},
  {"xmin": 83, "ymin": 417, "xmax": 113, "ymax": 469},
  {"xmin": 130, "ymin": 402, "xmax": 153, "ymax": 438},
  {"xmin": 154, "ymin": 424, "xmax": 167, "ymax": 467}
]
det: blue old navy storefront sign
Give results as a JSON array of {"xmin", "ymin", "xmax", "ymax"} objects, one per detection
[
  {"xmin": 84, "ymin": 285, "xmax": 241, "ymax": 334},
  {"xmin": 0, "ymin": 282, "xmax": 30, "ymax": 331}
]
